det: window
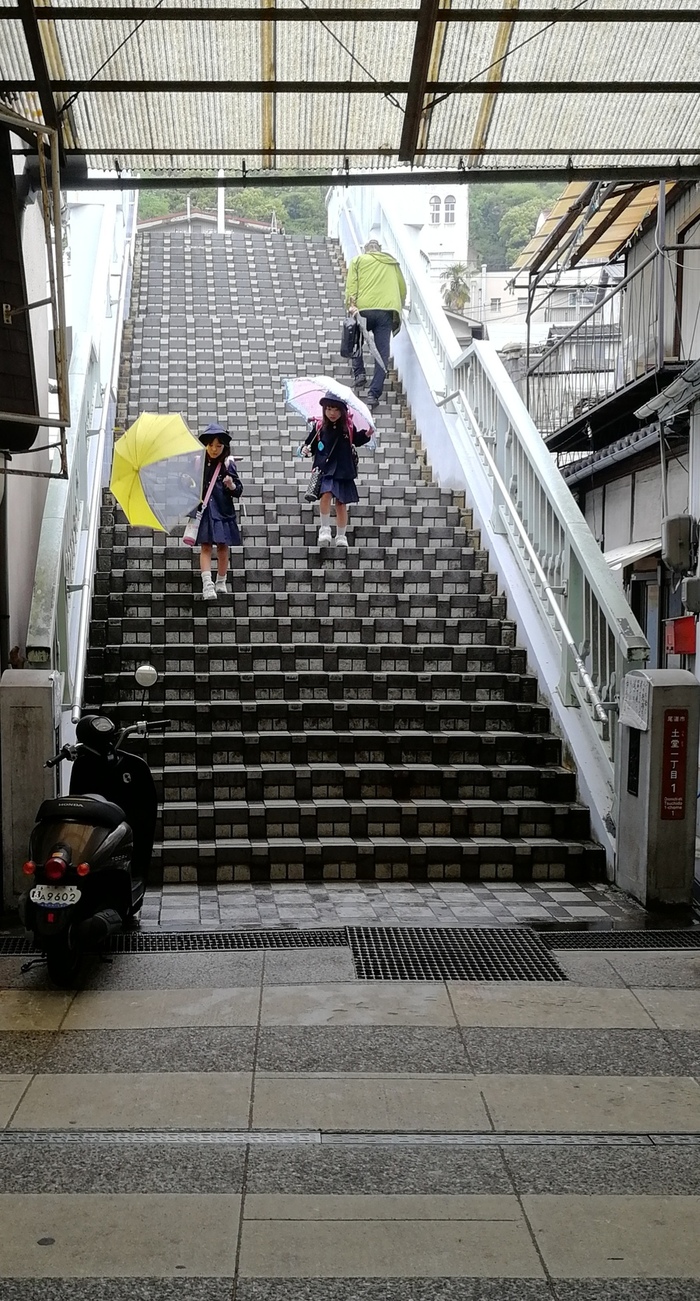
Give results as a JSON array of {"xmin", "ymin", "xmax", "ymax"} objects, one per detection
[
  {"xmin": 444, "ymin": 195, "xmax": 456, "ymax": 225},
  {"xmin": 517, "ymin": 297, "xmax": 528, "ymax": 311},
  {"xmin": 429, "ymin": 196, "xmax": 441, "ymax": 225},
  {"xmin": 490, "ymin": 297, "xmax": 501, "ymax": 312}
]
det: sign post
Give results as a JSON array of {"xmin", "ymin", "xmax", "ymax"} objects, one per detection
[{"xmin": 617, "ymin": 670, "xmax": 700, "ymax": 908}]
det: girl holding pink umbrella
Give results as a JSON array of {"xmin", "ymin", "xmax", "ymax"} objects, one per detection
[{"xmin": 285, "ymin": 376, "xmax": 375, "ymax": 548}]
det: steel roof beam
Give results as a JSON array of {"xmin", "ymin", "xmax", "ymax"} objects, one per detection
[
  {"xmin": 30, "ymin": 6, "xmax": 700, "ymax": 20},
  {"xmin": 68, "ymin": 147, "xmax": 700, "ymax": 158},
  {"xmin": 15, "ymin": 0, "xmax": 59, "ymax": 132},
  {"xmin": 72, "ymin": 165, "xmax": 700, "ymax": 189},
  {"xmin": 399, "ymin": 0, "xmax": 443, "ymax": 162},
  {"xmin": 8, "ymin": 79, "xmax": 700, "ymax": 95}
]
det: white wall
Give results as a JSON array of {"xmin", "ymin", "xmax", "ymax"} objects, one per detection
[
  {"xmin": 330, "ymin": 180, "xmax": 469, "ymax": 287},
  {"xmin": 6, "ymin": 196, "xmax": 50, "ymax": 656}
]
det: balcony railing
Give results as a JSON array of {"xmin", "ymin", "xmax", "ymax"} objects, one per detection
[{"xmin": 526, "ymin": 250, "xmax": 659, "ymax": 437}]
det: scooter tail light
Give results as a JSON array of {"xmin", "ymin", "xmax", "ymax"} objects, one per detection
[
  {"xmin": 76, "ymin": 861, "xmax": 90, "ymax": 877},
  {"xmin": 21, "ymin": 860, "xmax": 35, "ymax": 876},
  {"xmin": 44, "ymin": 856, "xmax": 67, "ymax": 882}
]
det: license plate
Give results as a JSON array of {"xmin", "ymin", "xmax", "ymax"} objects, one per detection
[{"xmin": 30, "ymin": 884, "xmax": 81, "ymax": 907}]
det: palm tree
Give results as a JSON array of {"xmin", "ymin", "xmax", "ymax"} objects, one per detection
[{"xmin": 440, "ymin": 263, "xmax": 471, "ymax": 312}]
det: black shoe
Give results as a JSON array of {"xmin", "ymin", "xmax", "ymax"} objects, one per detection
[
  {"xmin": 354, "ymin": 375, "xmax": 367, "ymax": 393},
  {"xmin": 366, "ymin": 395, "xmax": 379, "ymax": 410}
]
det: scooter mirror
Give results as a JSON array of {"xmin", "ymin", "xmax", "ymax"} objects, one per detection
[{"xmin": 134, "ymin": 664, "xmax": 158, "ymax": 689}]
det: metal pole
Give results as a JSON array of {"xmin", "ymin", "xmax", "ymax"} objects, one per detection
[
  {"xmin": 656, "ymin": 179, "xmax": 666, "ymax": 372},
  {"xmin": 659, "ymin": 420, "xmax": 669, "ymax": 519}
]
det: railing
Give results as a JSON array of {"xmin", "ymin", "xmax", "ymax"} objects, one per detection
[
  {"xmin": 70, "ymin": 211, "xmax": 136, "ymax": 724},
  {"xmin": 450, "ymin": 345, "xmax": 650, "ymax": 765},
  {"xmin": 330, "ymin": 185, "xmax": 650, "ymax": 787},
  {"xmin": 526, "ymin": 251, "xmax": 659, "ymax": 437},
  {"xmin": 26, "ymin": 194, "xmax": 136, "ymax": 718}
]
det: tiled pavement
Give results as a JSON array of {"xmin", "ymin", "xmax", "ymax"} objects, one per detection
[
  {"xmin": 140, "ymin": 880, "xmax": 650, "ymax": 931},
  {"xmin": 2, "ymin": 940, "xmax": 700, "ymax": 1295}
]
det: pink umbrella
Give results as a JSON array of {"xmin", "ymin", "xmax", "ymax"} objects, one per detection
[{"xmin": 283, "ymin": 375, "xmax": 375, "ymax": 431}]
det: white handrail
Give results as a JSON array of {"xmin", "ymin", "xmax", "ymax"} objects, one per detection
[
  {"xmin": 25, "ymin": 191, "xmax": 136, "ymax": 721},
  {"xmin": 330, "ymin": 183, "xmax": 650, "ymax": 785},
  {"xmin": 70, "ymin": 208, "xmax": 136, "ymax": 724}
]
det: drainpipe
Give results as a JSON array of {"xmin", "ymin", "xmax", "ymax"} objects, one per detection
[{"xmin": 656, "ymin": 180, "xmax": 666, "ymax": 371}]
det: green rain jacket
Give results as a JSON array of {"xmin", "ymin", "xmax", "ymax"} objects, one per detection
[{"xmin": 345, "ymin": 252, "xmax": 407, "ymax": 336}]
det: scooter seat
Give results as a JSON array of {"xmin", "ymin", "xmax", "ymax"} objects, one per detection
[{"xmin": 36, "ymin": 794, "xmax": 127, "ymax": 831}]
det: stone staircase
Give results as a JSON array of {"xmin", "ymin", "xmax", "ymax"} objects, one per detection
[{"xmin": 85, "ymin": 225, "xmax": 605, "ymax": 886}]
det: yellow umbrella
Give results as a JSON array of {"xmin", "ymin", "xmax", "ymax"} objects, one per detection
[{"xmin": 110, "ymin": 413, "xmax": 204, "ymax": 532}]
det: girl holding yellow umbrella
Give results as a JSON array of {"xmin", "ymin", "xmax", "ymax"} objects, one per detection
[{"xmin": 188, "ymin": 424, "xmax": 243, "ymax": 601}]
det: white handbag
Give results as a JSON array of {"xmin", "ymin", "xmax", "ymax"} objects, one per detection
[{"xmin": 181, "ymin": 463, "xmax": 221, "ymax": 547}]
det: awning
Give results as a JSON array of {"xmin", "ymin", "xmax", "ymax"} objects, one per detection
[
  {"xmin": 514, "ymin": 181, "xmax": 678, "ymax": 272},
  {"xmin": 2, "ymin": 2, "xmax": 700, "ymax": 181},
  {"xmin": 604, "ymin": 538, "xmax": 661, "ymax": 572}
]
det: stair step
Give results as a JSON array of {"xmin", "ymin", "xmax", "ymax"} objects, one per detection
[
  {"xmin": 85, "ymin": 669, "xmax": 538, "ymax": 704},
  {"xmin": 151, "ymin": 836, "xmax": 605, "ymax": 884},
  {"xmin": 155, "ymin": 798, "xmax": 592, "ymax": 842},
  {"xmin": 82, "ymin": 224, "xmax": 605, "ymax": 886},
  {"xmin": 101, "ymin": 728, "xmax": 564, "ymax": 769},
  {"xmin": 88, "ymin": 642, "xmax": 529, "ymax": 676},
  {"xmin": 148, "ymin": 761, "xmax": 578, "ymax": 803}
]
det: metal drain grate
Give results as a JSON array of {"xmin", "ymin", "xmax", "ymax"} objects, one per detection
[
  {"xmin": 0, "ymin": 929, "xmax": 346, "ymax": 957},
  {"xmin": 540, "ymin": 929, "xmax": 700, "ymax": 950},
  {"xmin": 0, "ymin": 936, "xmax": 35, "ymax": 956},
  {"xmin": 347, "ymin": 927, "xmax": 567, "ymax": 981}
]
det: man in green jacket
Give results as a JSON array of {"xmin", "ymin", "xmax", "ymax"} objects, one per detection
[{"xmin": 345, "ymin": 238, "xmax": 407, "ymax": 410}]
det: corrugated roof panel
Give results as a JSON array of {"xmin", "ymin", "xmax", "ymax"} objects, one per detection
[
  {"xmin": 430, "ymin": 21, "xmax": 503, "ymax": 82},
  {"xmin": 0, "ymin": 20, "xmax": 34, "ymax": 80},
  {"xmin": 502, "ymin": 18, "xmax": 698, "ymax": 82},
  {"xmin": 3, "ymin": 0, "xmax": 700, "ymax": 173},
  {"xmin": 484, "ymin": 90, "xmax": 700, "ymax": 158},
  {"xmin": 512, "ymin": 181, "xmax": 678, "ymax": 270},
  {"xmin": 276, "ymin": 90, "xmax": 404, "ymax": 153},
  {"xmin": 276, "ymin": 18, "xmax": 415, "ymax": 82},
  {"xmin": 71, "ymin": 91, "xmax": 263, "ymax": 155},
  {"xmin": 52, "ymin": 19, "xmax": 262, "ymax": 80}
]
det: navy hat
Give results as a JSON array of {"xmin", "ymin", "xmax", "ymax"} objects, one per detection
[
  {"xmin": 319, "ymin": 392, "xmax": 348, "ymax": 410},
  {"xmin": 199, "ymin": 423, "xmax": 231, "ymax": 447}
]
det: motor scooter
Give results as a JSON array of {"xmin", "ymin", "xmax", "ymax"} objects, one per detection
[{"xmin": 19, "ymin": 675, "xmax": 169, "ymax": 986}]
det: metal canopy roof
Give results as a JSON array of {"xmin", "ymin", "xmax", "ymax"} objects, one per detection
[
  {"xmin": 513, "ymin": 180, "xmax": 677, "ymax": 270},
  {"xmin": 2, "ymin": 0, "xmax": 700, "ymax": 183}
]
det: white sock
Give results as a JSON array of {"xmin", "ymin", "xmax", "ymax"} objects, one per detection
[
  {"xmin": 336, "ymin": 524, "xmax": 347, "ymax": 540},
  {"xmin": 202, "ymin": 571, "xmax": 214, "ymax": 585},
  {"xmin": 319, "ymin": 511, "xmax": 331, "ymax": 531}
]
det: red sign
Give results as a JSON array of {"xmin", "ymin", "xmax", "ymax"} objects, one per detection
[{"xmin": 661, "ymin": 708, "xmax": 688, "ymax": 821}]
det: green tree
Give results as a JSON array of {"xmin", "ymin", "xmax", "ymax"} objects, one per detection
[
  {"xmin": 440, "ymin": 262, "xmax": 471, "ymax": 312},
  {"xmin": 498, "ymin": 196, "xmax": 550, "ymax": 267},
  {"xmin": 469, "ymin": 182, "xmax": 561, "ymax": 270},
  {"xmin": 136, "ymin": 183, "xmax": 328, "ymax": 235}
]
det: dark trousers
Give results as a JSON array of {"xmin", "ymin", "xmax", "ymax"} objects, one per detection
[{"xmin": 352, "ymin": 309, "xmax": 393, "ymax": 399}]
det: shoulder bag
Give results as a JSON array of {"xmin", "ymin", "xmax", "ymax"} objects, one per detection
[{"xmin": 182, "ymin": 462, "xmax": 221, "ymax": 546}]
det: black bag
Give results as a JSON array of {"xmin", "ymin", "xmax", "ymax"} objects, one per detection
[
  {"xmin": 340, "ymin": 315, "xmax": 361, "ymax": 359},
  {"xmin": 304, "ymin": 466, "xmax": 323, "ymax": 502}
]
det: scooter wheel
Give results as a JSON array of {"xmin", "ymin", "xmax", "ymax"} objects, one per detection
[{"xmin": 45, "ymin": 937, "xmax": 82, "ymax": 988}]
